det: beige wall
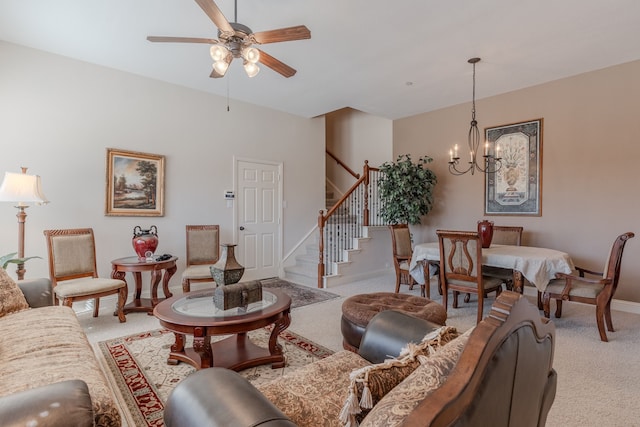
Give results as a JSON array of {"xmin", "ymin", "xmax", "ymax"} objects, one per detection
[
  {"xmin": 0, "ymin": 41, "xmax": 325, "ymax": 284},
  {"xmin": 326, "ymin": 108, "xmax": 392, "ymax": 195},
  {"xmin": 394, "ymin": 59, "xmax": 640, "ymax": 303}
]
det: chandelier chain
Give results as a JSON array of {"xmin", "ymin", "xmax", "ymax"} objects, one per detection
[{"xmin": 471, "ymin": 60, "xmax": 476, "ymax": 122}]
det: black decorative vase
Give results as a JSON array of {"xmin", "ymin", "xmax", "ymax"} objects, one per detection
[{"xmin": 210, "ymin": 244, "xmax": 245, "ymax": 286}]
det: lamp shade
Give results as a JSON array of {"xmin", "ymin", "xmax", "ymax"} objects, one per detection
[{"xmin": 0, "ymin": 171, "xmax": 49, "ymax": 205}]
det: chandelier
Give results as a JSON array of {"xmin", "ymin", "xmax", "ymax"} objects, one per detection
[
  {"xmin": 209, "ymin": 22, "xmax": 261, "ymax": 78},
  {"xmin": 448, "ymin": 58, "xmax": 502, "ymax": 175}
]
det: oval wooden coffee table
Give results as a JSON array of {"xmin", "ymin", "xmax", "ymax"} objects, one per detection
[{"xmin": 153, "ymin": 288, "xmax": 291, "ymax": 371}]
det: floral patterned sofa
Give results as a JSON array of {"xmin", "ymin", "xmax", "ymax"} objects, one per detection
[
  {"xmin": 164, "ymin": 291, "xmax": 557, "ymax": 427},
  {"xmin": 0, "ymin": 268, "xmax": 121, "ymax": 427}
]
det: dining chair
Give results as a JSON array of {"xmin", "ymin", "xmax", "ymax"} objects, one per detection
[
  {"xmin": 542, "ymin": 232, "xmax": 634, "ymax": 342},
  {"xmin": 43, "ymin": 228, "xmax": 126, "ymax": 322},
  {"xmin": 483, "ymin": 225, "xmax": 524, "ymax": 291},
  {"xmin": 389, "ymin": 224, "xmax": 426, "ymax": 297},
  {"xmin": 437, "ymin": 230, "xmax": 503, "ymax": 324},
  {"xmin": 181, "ymin": 225, "xmax": 219, "ymax": 293}
]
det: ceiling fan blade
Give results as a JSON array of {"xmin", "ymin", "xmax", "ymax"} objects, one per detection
[
  {"xmin": 252, "ymin": 25, "xmax": 311, "ymax": 44},
  {"xmin": 194, "ymin": 0, "xmax": 234, "ymax": 34},
  {"xmin": 258, "ymin": 50, "xmax": 297, "ymax": 78},
  {"xmin": 147, "ymin": 36, "xmax": 219, "ymax": 44}
]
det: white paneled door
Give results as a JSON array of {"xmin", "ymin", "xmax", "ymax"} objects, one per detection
[{"xmin": 235, "ymin": 159, "xmax": 282, "ymax": 281}]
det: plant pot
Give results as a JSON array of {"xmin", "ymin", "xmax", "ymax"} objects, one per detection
[
  {"xmin": 210, "ymin": 244, "xmax": 245, "ymax": 286},
  {"xmin": 132, "ymin": 225, "xmax": 159, "ymax": 261},
  {"xmin": 477, "ymin": 220, "xmax": 494, "ymax": 249}
]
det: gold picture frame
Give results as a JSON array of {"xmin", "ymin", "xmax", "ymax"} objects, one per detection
[
  {"xmin": 484, "ymin": 118, "xmax": 543, "ymax": 216},
  {"xmin": 105, "ymin": 148, "xmax": 165, "ymax": 216}
]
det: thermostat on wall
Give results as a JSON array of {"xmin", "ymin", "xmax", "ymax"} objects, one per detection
[{"xmin": 224, "ymin": 191, "xmax": 235, "ymax": 199}]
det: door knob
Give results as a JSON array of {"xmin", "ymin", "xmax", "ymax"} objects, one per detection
[{"xmin": 239, "ymin": 226, "xmax": 245, "ymax": 231}]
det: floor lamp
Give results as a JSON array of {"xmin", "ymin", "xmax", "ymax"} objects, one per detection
[{"xmin": 0, "ymin": 167, "xmax": 48, "ymax": 280}]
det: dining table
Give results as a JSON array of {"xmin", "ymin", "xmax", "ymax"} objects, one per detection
[{"xmin": 409, "ymin": 242, "xmax": 575, "ymax": 293}]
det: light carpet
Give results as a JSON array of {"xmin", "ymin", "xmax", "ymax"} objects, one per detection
[
  {"xmin": 84, "ymin": 275, "xmax": 640, "ymax": 427},
  {"xmin": 95, "ymin": 328, "xmax": 333, "ymax": 427}
]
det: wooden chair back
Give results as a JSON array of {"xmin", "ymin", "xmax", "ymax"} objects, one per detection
[
  {"xmin": 389, "ymin": 224, "xmax": 425, "ymax": 297},
  {"xmin": 44, "ymin": 228, "xmax": 98, "ymax": 283},
  {"xmin": 492, "ymin": 226, "xmax": 523, "ymax": 246},
  {"xmin": 602, "ymin": 232, "xmax": 634, "ymax": 288},
  {"xmin": 438, "ymin": 230, "xmax": 481, "ymax": 283},
  {"xmin": 186, "ymin": 225, "xmax": 219, "ymax": 266},
  {"xmin": 437, "ymin": 230, "xmax": 503, "ymax": 324},
  {"xmin": 389, "ymin": 224, "xmax": 412, "ymax": 260}
]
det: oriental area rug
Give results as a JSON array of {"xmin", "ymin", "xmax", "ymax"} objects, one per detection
[
  {"xmin": 96, "ymin": 327, "xmax": 334, "ymax": 427},
  {"xmin": 260, "ymin": 277, "xmax": 340, "ymax": 309}
]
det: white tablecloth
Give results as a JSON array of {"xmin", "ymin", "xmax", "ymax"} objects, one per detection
[{"xmin": 409, "ymin": 242, "xmax": 575, "ymax": 292}]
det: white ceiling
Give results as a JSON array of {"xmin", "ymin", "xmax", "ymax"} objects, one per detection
[{"xmin": 2, "ymin": 0, "xmax": 640, "ymax": 120}]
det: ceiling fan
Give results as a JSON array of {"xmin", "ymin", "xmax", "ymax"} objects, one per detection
[{"xmin": 147, "ymin": 0, "xmax": 310, "ymax": 78}]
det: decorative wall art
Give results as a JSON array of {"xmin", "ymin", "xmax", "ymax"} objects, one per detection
[
  {"xmin": 105, "ymin": 148, "xmax": 165, "ymax": 216},
  {"xmin": 484, "ymin": 119, "xmax": 542, "ymax": 216}
]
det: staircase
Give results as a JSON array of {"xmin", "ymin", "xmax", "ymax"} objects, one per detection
[
  {"xmin": 283, "ymin": 225, "xmax": 392, "ymax": 288},
  {"xmin": 284, "ymin": 171, "xmax": 393, "ymax": 288}
]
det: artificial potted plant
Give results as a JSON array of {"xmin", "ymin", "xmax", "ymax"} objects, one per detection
[
  {"xmin": 1, "ymin": 252, "xmax": 41, "ymax": 270},
  {"xmin": 378, "ymin": 154, "xmax": 437, "ymax": 225}
]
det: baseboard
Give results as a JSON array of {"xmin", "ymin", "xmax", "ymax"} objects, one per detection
[
  {"xmin": 324, "ymin": 269, "xmax": 392, "ymax": 288},
  {"xmin": 611, "ymin": 298, "xmax": 640, "ymax": 315},
  {"xmin": 522, "ymin": 286, "xmax": 640, "ymax": 315}
]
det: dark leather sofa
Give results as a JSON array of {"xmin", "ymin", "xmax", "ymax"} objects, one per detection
[{"xmin": 164, "ymin": 291, "xmax": 557, "ymax": 427}]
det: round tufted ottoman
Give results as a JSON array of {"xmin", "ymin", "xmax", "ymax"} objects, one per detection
[{"xmin": 341, "ymin": 292, "xmax": 447, "ymax": 352}]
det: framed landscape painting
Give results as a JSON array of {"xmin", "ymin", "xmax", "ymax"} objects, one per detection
[
  {"xmin": 484, "ymin": 119, "xmax": 542, "ymax": 216},
  {"xmin": 105, "ymin": 148, "xmax": 165, "ymax": 216}
]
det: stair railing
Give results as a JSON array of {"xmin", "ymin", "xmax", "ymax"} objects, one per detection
[
  {"xmin": 318, "ymin": 160, "xmax": 386, "ymax": 287},
  {"xmin": 326, "ymin": 149, "xmax": 360, "ymax": 179}
]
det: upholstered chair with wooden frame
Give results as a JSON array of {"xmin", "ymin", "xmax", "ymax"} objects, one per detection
[
  {"xmin": 43, "ymin": 228, "xmax": 126, "ymax": 322},
  {"xmin": 483, "ymin": 225, "xmax": 524, "ymax": 291},
  {"xmin": 542, "ymin": 232, "xmax": 634, "ymax": 342},
  {"xmin": 437, "ymin": 230, "xmax": 503, "ymax": 324},
  {"xmin": 181, "ymin": 225, "xmax": 219, "ymax": 293},
  {"xmin": 389, "ymin": 224, "xmax": 426, "ymax": 297}
]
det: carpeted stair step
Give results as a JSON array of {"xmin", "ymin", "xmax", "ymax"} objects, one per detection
[
  {"xmin": 295, "ymin": 253, "xmax": 317, "ymax": 268},
  {"xmin": 283, "ymin": 265, "xmax": 317, "ymax": 287}
]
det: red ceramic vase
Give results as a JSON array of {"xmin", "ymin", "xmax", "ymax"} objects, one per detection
[
  {"xmin": 132, "ymin": 225, "xmax": 159, "ymax": 260},
  {"xmin": 477, "ymin": 220, "xmax": 494, "ymax": 249}
]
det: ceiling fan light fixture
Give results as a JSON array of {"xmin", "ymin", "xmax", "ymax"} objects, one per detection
[
  {"xmin": 210, "ymin": 44, "xmax": 228, "ymax": 62},
  {"xmin": 242, "ymin": 47, "xmax": 260, "ymax": 64},
  {"xmin": 213, "ymin": 55, "xmax": 232, "ymax": 76},
  {"xmin": 244, "ymin": 60, "xmax": 260, "ymax": 78}
]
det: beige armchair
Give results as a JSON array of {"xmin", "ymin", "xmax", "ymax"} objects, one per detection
[
  {"xmin": 181, "ymin": 225, "xmax": 219, "ymax": 293},
  {"xmin": 43, "ymin": 228, "xmax": 126, "ymax": 322}
]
